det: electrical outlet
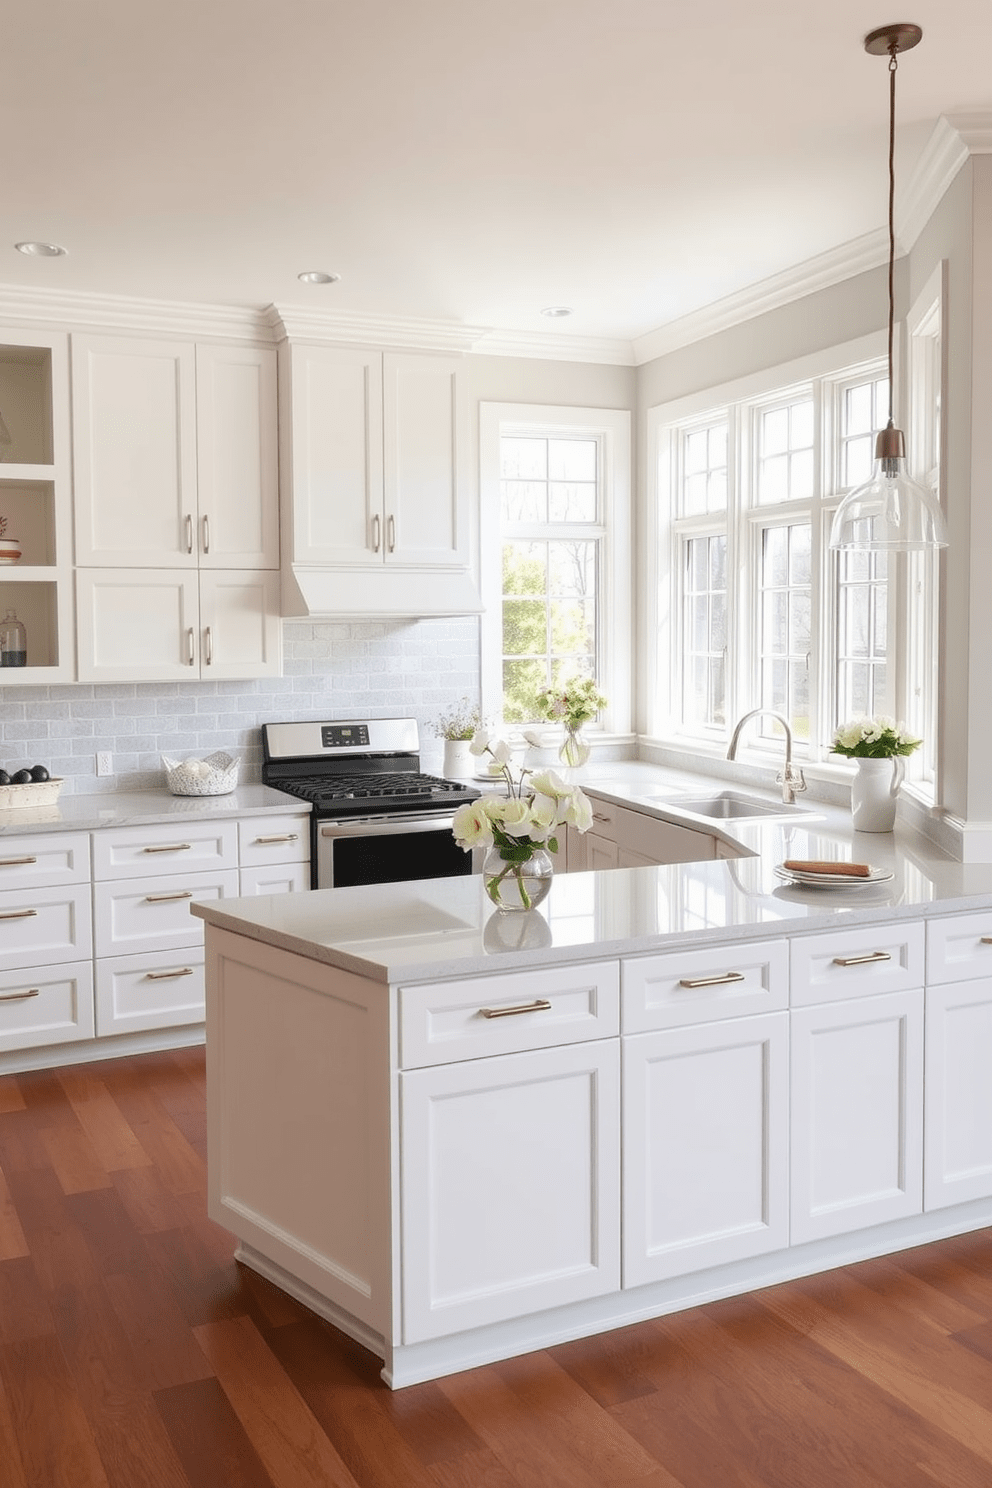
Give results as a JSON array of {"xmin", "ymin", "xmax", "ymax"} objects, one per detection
[{"xmin": 96, "ymin": 752, "xmax": 113, "ymax": 777}]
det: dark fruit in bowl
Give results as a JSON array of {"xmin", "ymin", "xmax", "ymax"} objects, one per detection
[
  {"xmin": 0, "ymin": 770, "xmax": 9, "ymax": 785},
  {"xmin": 29, "ymin": 765, "xmax": 50, "ymax": 781},
  {"xmin": 10, "ymin": 769, "xmax": 32, "ymax": 785}
]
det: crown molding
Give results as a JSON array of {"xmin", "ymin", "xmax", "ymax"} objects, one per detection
[
  {"xmin": 0, "ymin": 283, "xmax": 272, "ymax": 341},
  {"xmin": 268, "ymin": 304, "xmax": 489, "ymax": 352},
  {"xmin": 468, "ymin": 327, "xmax": 635, "ymax": 365},
  {"xmin": 897, "ymin": 111, "xmax": 992, "ymax": 250},
  {"xmin": 632, "ymin": 230, "xmax": 889, "ymax": 365}
]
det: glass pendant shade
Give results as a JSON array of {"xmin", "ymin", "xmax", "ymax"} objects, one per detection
[{"xmin": 829, "ymin": 424, "xmax": 947, "ymax": 551}]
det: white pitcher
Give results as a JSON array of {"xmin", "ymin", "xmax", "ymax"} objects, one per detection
[{"xmin": 851, "ymin": 756, "xmax": 905, "ymax": 832}]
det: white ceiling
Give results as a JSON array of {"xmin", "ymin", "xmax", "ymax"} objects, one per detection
[{"xmin": 4, "ymin": 1, "xmax": 992, "ymax": 349}]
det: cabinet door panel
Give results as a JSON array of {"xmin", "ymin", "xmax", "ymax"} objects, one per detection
[
  {"xmin": 288, "ymin": 345, "xmax": 382, "ymax": 564},
  {"xmin": 196, "ymin": 344, "xmax": 278, "ymax": 568},
  {"xmin": 76, "ymin": 569, "xmax": 200, "ymax": 681},
  {"xmin": 791, "ymin": 989, "xmax": 923, "ymax": 1242},
  {"xmin": 72, "ymin": 335, "xmax": 197, "ymax": 566},
  {"xmin": 0, "ymin": 960, "xmax": 95, "ymax": 1052},
  {"xmin": 401, "ymin": 1040, "xmax": 619, "ymax": 1342},
  {"xmin": 383, "ymin": 353, "xmax": 468, "ymax": 569},
  {"xmin": 95, "ymin": 949, "xmax": 205, "ymax": 1036},
  {"xmin": 925, "ymin": 978, "xmax": 992, "ymax": 1209},
  {"xmin": 199, "ymin": 570, "xmax": 281, "ymax": 679},
  {"xmin": 623, "ymin": 1012, "xmax": 789, "ymax": 1285}
]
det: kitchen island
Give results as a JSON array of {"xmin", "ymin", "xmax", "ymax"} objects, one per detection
[{"xmin": 194, "ymin": 804, "xmax": 992, "ymax": 1389}]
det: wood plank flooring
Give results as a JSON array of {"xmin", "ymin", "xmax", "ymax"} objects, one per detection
[{"xmin": 1, "ymin": 1045, "xmax": 991, "ymax": 1487}]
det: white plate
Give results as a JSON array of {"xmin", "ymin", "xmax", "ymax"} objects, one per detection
[{"xmin": 774, "ymin": 864, "xmax": 894, "ymax": 889}]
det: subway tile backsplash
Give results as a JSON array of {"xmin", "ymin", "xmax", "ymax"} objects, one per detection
[{"xmin": 0, "ymin": 618, "xmax": 480, "ymax": 794}]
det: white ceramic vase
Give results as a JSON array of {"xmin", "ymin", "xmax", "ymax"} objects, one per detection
[
  {"xmin": 442, "ymin": 739, "xmax": 474, "ymax": 779},
  {"xmin": 851, "ymin": 756, "xmax": 905, "ymax": 832}
]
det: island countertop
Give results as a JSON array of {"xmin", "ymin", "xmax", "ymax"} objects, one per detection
[{"xmin": 192, "ymin": 762, "xmax": 992, "ymax": 983}]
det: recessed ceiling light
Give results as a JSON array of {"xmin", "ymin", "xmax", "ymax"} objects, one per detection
[
  {"xmin": 540, "ymin": 306, "xmax": 572, "ymax": 318},
  {"xmin": 15, "ymin": 241, "xmax": 67, "ymax": 257},
  {"xmin": 297, "ymin": 270, "xmax": 340, "ymax": 285}
]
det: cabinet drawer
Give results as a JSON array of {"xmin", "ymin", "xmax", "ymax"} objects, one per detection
[
  {"xmin": 926, "ymin": 912, "xmax": 992, "ymax": 985},
  {"xmin": 0, "ymin": 832, "xmax": 90, "ymax": 889},
  {"xmin": 95, "ymin": 948, "xmax": 205, "ymax": 1036},
  {"xmin": 0, "ymin": 960, "xmax": 95, "ymax": 1053},
  {"xmin": 623, "ymin": 939, "xmax": 788, "ymax": 1032},
  {"xmin": 239, "ymin": 863, "xmax": 310, "ymax": 896},
  {"xmin": 399, "ymin": 960, "xmax": 619, "ymax": 1069},
  {"xmin": 237, "ymin": 814, "xmax": 310, "ymax": 869},
  {"xmin": 92, "ymin": 820, "xmax": 238, "ymax": 879},
  {"xmin": 790, "ymin": 921, "xmax": 924, "ymax": 1007},
  {"xmin": 0, "ymin": 883, "xmax": 93, "ymax": 971},
  {"xmin": 93, "ymin": 869, "xmax": 239, "ymax": 957}
]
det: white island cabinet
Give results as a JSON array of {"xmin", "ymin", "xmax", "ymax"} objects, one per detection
[{"xmin": 194, "ymin": 860, "xmax": 992, "ymax": 1392}]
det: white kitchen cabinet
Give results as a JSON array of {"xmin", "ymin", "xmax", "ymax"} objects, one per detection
[
  {"xmin": 238, "ymin": 813, "xmax": 311, "ymax": 894},
  {"xmin": 75, "ymin": 567, "xmax": 281, "ymax": 681},
  {"xmin": 0, "ymin": 327, "xmax": 75, "ymax": 682},
  {"xmin": 790, "ymin": 986, "xmax": 924, "ymax": 1243},
  {"xmin": 623, "ymin": 1011, "xmax": 789, "ymax": 1286},
  {"xmin": 924, "ymin": 912, "xmax": 992, "ymax": 1210},
  {"xmin": 72, "ymin": 335, "xmax": 278, "ymax": 569},
  {"xmin": 401, "ymin": 1038, "xmax": 620, "ymax": 1342},
  {"xmin": 280, "ymin": 343, "xmax": 479, "ymax": 616}
]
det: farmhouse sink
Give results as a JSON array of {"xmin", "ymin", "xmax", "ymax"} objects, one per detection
[{"xmin": 662, "ymin": 790, "xmax": 809, "ymax": 820}]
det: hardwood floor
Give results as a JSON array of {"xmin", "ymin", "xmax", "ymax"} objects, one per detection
[{"xmin": 2, "ymin": 1045, "xmax": 991, "ymax": 1487}]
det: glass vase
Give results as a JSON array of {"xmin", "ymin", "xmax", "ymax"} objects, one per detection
[
  {"xmin": 482, "ymin": 845, "xmax": 554, "ymax": 913},
  {"xmin": 558, "ymin": 727, "xmax": 590, "ymax": 770}
]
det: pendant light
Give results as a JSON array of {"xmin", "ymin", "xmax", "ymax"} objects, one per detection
[{"xmin": 829, "ymin": 23, "xmax": 948, "ymax": 552}]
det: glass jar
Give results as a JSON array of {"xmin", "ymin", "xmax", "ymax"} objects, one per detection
[
  {"xmin": 0, "ymin": 609, "xmax": 27, "ymax": 667},
  {"xmin": 482, "ymin": 845, "xmax": 554, "ymax": 913}
]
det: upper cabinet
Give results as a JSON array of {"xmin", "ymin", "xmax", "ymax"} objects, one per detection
[
  {"xmin": 280, "ymin": 343, "xmax": 480, "ymax": 617},
  {"xmin": 72, "ymin": 336, "xmax": 278, "ymax": 570},
  {"xmin": 0, "ymin": 328, "xmax": 74, "ymax": 683}
]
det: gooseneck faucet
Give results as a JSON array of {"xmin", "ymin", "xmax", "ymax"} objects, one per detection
[{"xmin": 727, "ymin": 708, "xmax": 807, "ymax": 805}]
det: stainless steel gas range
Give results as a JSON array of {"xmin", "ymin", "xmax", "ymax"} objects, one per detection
[{"xmin": 261, "ymin": 718, "xmax": 482, "ymax": 890}]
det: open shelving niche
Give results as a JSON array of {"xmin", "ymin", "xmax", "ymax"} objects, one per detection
[{"xmin": 0, "ymin": 330, "xmax": 73, "ymax": 681}]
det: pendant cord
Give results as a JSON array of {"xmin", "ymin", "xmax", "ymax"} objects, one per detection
[{"xmin": 886, "ymin": 47, "xmax": 898, "ymax": 429}]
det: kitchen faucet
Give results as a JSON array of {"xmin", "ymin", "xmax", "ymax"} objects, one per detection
[{"xmin": 727, "ymin": 708, "xmax": 807, "ymax": 805}]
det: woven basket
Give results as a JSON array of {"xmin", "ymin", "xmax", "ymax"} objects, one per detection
[{"xmin": 163, "ymin": 751, "xmax": 240, "ymax": 797}]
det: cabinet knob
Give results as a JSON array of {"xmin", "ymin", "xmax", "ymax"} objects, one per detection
[{"xmin": 831, "ymin": 950, "xmax": 892, "ymax": 967}]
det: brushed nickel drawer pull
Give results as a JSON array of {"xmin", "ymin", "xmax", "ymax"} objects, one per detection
[
  {"xmin": 253, "ymin": 834, "xmax": 299, "ymax": 845},
  {"xmin": 141, "ymin": 843, "xmax": 193, "ymax": 853},
  {"xmin": 387, "ymin": 513, "xmax": 396, "ymax": 552},
  {"xmin": 0, "ymin": 855, "xmax": 38, "ymax": 867},
  {"xmin": 204, "ymin": 625, "xmax": 213, "ymax": 666},
  {"xmin": 144, "ymin": 967, "xmax": 194, "ymax": 981},
  {"xmin": 480, "ymin": 998, "xmax": 553, "ymax": 1019},
  {"xmin": 0, "ymin": 908, "xmax": 39, "ymax": 921},
  {"xmin": 371, "ymin": 513, "xmax": 381, "ymax": 552},
  {"xmin": 832, "ymin": 950, "xmax": 892, "ymax": 967},
  {"xmin": 187, "ymin": 627, "xmax": 195, "ymax": 666},
  {"xmin": 981, "ymin": 937, "xmax": 992, "ymax": 945},
  {"xmin": 592, "ymin": 812, "xmax": 612, "ymax": 824},
  {"xmin": 202, "ymin": 514, "xmax": 210, "ymax": 554},
  {"xmin": 678, "ymin": 971, "xmax": 747, "ymax": 989},
  {"xmin": 185, "ymin": 513, "xmax": 194, "ymax": 554},
  {"xmin": 0, "ymin": 988, "xmax": 40, "ymax": 1002},
  {"xmin": 144, "ymin": 890, "xmax": 194, "ymax": 903}
]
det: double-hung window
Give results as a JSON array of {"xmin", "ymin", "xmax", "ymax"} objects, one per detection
[
  {"xmin": 479, "ymin": 404, "xmax": 631, "ymax": 733},
  {"xmin": 649, "ymin": 331, "xmax": 941, "ymax": 791}
]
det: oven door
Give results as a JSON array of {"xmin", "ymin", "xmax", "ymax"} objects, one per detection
[{"xmin": 316, "ymin": 812, "xmax": 474, "ymax": 890}]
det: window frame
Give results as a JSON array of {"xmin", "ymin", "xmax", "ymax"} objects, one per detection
[
  {"xmin": 479, "ymin": 403, "xmax": 632, "ymax": 737},
  {"xmin": 644, "ymin": 329, "xmax": 940, "ymax": 776}
]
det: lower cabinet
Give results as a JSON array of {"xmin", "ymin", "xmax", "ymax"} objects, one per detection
[
  {"xmin": 95, "ymin": 949, "xmax": 205, "ymax": 1036},
  {"xmin": 623, "ymin": 1011, "xmax": 789, "ymax": 1285},
  {"xmin": 924, "ymin": 911, "xmax": 992, "ymax": 1210},
  {"xmin": 790, "ymin": 988, "xmax": 924, "ymax": 1243},
  {"xmin": 400, "ymin": 1039, "xmax": 620, "ymax": 1342},
  {"xmin": 0, "ymin": 960, "xmax": 95, "ymax": 1053}
]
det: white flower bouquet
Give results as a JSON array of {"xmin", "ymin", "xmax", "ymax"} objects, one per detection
[
  {"xmin": 830, "ymin": 716, "xmax": 922, "ymax": 760},
  {"xmin": 535, "ymin": 676, "xmax": 608, "ymax": 730},
  {"xmin": 452, "ymin": 729, "xmax": 592, "ymax": 909}
]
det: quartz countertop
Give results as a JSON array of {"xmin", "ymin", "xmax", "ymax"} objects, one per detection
[
  {"xmin": 0, "ymin": 783, "xmax": 308, "ymax": 836},
  {"xmin": 192, "ymin": 761, "xmax": 992, "ymax": 984}
]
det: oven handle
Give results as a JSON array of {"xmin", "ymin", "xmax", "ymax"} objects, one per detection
[{"xmin": 319, "ymin": 813, "xmax": 458, "ymax": 840}]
